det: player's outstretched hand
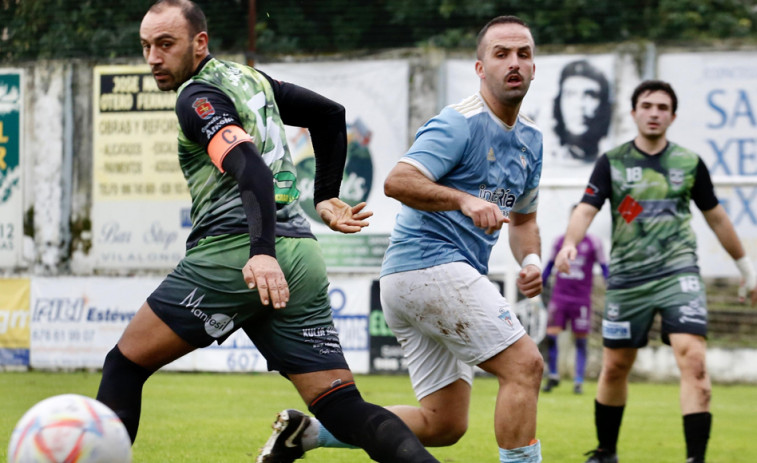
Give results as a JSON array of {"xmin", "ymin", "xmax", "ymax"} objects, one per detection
[
  {"xmin": 518, "ymin": 264, "xmax": 542, "ymax": 298},
  {"xmin": 243, "ymin": 255, "xmax": 289, "ymax": 309},
  {"xmin": 316, "ymin": 198, "xmax": 373, "ymax": 234},
  {"xmin": 555, "ymin": 245, "xmax": 577, "ymax": 275}
]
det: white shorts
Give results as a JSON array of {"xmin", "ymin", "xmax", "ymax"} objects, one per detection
[{"xmin": 380, "ymin": 261, "xmax": 527, "ymax": 400}]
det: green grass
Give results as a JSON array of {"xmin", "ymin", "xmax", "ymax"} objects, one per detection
[{"xmin": 2, "ymin": 371, "xmax": 756, "ymax": 462}]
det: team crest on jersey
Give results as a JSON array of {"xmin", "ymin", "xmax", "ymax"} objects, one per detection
[
  {"xmin": 498, "ymin": 309, "xmax": 514, "ymax": 327},
  {"xmin": 192, "ymin": 97, "xmax": 216, "ymax": 120},
  {"xmin": 487, "ymin": 147, "xmax": 496, "ymax": 161},
  {"xmin": 520, "ymin": 154, "xmax": 527, "ymax": 168},
  {"xmin": 669, "ymin": 168, "xmax": 684, "ymax": 188}
]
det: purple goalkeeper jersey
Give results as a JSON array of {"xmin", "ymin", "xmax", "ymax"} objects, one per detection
[{"xmin": 546, "ymin": 234, "xmax": 607, "ymax": 305}]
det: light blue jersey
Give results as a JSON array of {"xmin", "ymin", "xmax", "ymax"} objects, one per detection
[{"xmin": 381, "ymin": 93, "xmax": 543, "ymax": 277}]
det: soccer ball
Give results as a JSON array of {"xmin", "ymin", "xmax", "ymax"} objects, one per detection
[{"xmin": 7, "ymin": 394, "xmax": 132, "ymax": 463}]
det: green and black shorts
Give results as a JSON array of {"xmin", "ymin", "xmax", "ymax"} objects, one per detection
[
  {"xmin": 602, "ymin": 273, "xmax": 708, "ymax": 348},
  {"xmin": 147, "ymin": 234, "xmax": 349, "ymax": 375}
]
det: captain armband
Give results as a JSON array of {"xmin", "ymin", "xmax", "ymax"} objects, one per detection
[{"xmin": 207, "ymin": 125, "xmax": 252, "ymax": 171}]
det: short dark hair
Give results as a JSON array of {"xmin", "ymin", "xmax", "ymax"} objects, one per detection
[
  {"xmin": 631, "ymin": 80, "xmax": 677, "ymax": 114},
  {"xmin": 476, "ymin": 15, "xmax": 531, "ymax": 59},
  {"xmin": 149, "ymin": 0, "xmax": 207, "ymax": 38}
]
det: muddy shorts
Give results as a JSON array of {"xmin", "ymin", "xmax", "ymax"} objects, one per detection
[{"xmin": 380, "ymin": 261, "xmax": 526, "ymax": 400}]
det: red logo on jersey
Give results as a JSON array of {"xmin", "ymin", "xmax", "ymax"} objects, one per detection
[
  {"xmin": 618, "ymin": 195, "xmax": 643, "ymax": 224},
  {"xmin": 192, "ymin": 98, "xmax": 215, "ymax": 120},
  {"xmin": 584, "ymin": 182, "xmax": 599, "ymax": 197}
]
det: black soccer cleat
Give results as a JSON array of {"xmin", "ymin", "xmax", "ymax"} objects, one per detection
[
  {"xmin": 584, "ymin": 448, "xmax": 618, "ymax": 463},
  {"xmin": 573, "ymin": 383, "xmax": 584, "ymax": 395},
  {"xmin": 542, "ymin": 377, "xmax": 560, "ymax": 392},
  {"xmin": 257, "ymin": 409, "xmax": 309, "ymax": 463}
]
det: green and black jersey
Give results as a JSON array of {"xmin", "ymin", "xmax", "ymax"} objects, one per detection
[
  {"xmin": 581, "ymin": 141, "xmax": 719, "ymax": 289},
  {"xmin": 174, "ymin": 56, "xmax": 314, "ymax": 250}
]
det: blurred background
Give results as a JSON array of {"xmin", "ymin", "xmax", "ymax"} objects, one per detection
[{"xmin": 1, "ymin": 0, "xmax": 756, "ymax": 382}]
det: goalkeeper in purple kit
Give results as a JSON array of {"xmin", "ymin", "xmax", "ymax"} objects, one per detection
[{"xmin": 541, "ymin": 228, "xmax": 608, "ymax": 394}]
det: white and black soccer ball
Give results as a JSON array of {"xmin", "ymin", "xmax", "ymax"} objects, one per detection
[{"xmin": 8, "ymin": 394, "xmax": 132, "ymax": 463}]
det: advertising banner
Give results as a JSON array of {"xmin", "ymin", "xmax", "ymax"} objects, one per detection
[
  {"xmin": 29, "ymin": 277, "xmax": 158, "ymax": 369},
  {"xmin": 0, "ymin": 70, "xmax": 24, "ymax": 267},
  {"xmin": 660, "ymin": 52, "xmax": 757, "ymax": 277},
  {"xmin": 0, "ymin": 278, "xmax": 30, "ymax": 366},
  {"xmin": 258, "ymin": 61, "xmax": 409, "ymax": 270},
  {"xmin": 29, "ymin": 276, "xmax": 371, "ymax": 373},
  {"xmin": 91, "ymin": 65, "xmax": 191, "ymax": 270}
]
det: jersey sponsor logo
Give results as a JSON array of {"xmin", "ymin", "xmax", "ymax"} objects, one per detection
[
  {"xmin": 273, "ymin": 171, "xmax": 299, "ymax": 204},
  {"xmin": 478, "ymin": 185, "xmax": 516, "ymax": 209},
  {"xmin": 618, "ymin": 194, "xmax": 643, "ymax": 223},
  {"xmin": 192, "ymin": 97, "xmax": 216, "ymax": 120},
  {"xmin": 181, "ymin": 288, "xmax": 236, "ymax": 338},
  {"xmin": 602, "ymin": 320, "xmax": 631, "ymax": 339},
  {"xmin": 678, "ymin": 303, "xmax": 706, "ymax": 325}
]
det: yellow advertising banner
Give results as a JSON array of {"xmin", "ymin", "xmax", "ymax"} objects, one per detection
[{"xmin": 0, "ymin": 278, "xmax": 30, "ymax": 366}]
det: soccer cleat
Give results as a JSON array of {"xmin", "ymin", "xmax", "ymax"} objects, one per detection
[
  {"xmin": 573, "ymin": 383, "xmax": 584, "ymax": 394},
  {"xmin": 542, "ymin": 377, "xmax": 560, "ymax": 392},
  {"xmin": 257, "ymin": 409, "xmax": 309, "ymax": 463},
  {"xmin": 584, "ymin": 448, "xmax": 618, "ymax": 463}
]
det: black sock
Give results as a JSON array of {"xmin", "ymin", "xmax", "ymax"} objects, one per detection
[
  {"xmin": 96, "ymin": 346, "xmax": 153, "ymax": 443},
  {"xmin": 595, "ymin": 400, "xmax": 624, "ymax": 454},
  {"xmin": 683, "ymin": 412, "xmax": 711, "ymax": 461},
  {"xmin": 309, "ymin": 381, "xmax": 438, "ymax": 463}
]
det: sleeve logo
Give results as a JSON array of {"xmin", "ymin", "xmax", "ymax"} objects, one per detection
[{"xmin": 192, "ymin": 97, "xmax": 216, "ymax": 120}]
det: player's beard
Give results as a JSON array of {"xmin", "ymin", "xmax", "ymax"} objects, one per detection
[{"xmin": 155, "ymin": 45, "xmax": 197, "ymax": 92}]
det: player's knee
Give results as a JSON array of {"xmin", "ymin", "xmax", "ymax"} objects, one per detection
[
  {"xmin": 436, "ymin": 420, "xmax": 467, "ymax": 446},
  {"xmin": 422, "ymin": 410, "xmax": 467, "ymax": 446},
  {"xmin": 525, "ymin": 346, "xmax": 545, "ymax": 382}
]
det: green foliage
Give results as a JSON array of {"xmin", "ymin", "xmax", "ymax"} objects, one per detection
[{"xmin": 1, "ymin": 0, "xmax": 756, "ymax": 62}]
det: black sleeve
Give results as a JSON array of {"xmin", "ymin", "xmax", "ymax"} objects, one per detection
[
  {"xmin": 222, "ymin": 142, "xmax": 277, "ymax": 258},
  {"xmin": 177, "ymin": 82, "xmax": 276, "ymax": 258},
  {"xmin": 691, "ymin": 157, "xmax": 720, "ymax": 211},
  {"xmin": 175, "ymin": 82, "xmax": 242, "ymax": 148},
  {"xmin": 260, "ymin": 70, "xmax": 346, "ymax": 205},
  {"xmin": 580, "ymin": 154, "xmax": 611, "ymax": 210}
]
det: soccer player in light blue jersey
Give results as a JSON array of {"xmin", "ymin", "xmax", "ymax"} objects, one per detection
[
  {"xmin": 379, "ymin": 17, "xmax": 544, "ymax": 463},
  {"xmin": 260, "ymin": 15, "xmax": 545, "ymax": 463}
]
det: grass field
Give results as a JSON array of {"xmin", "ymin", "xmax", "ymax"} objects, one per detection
[{"xmin": 2, "ymin": 371, "xmax": 756, "ymax": 462}]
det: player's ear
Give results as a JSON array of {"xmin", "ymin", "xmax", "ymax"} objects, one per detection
[
  {"xmin": 474, "ymin": 60, "xmax": 485, "ymax": 79},
  {"xmin": 194, "ymin": 31, "xmax": 208, "ymax": 56}
]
